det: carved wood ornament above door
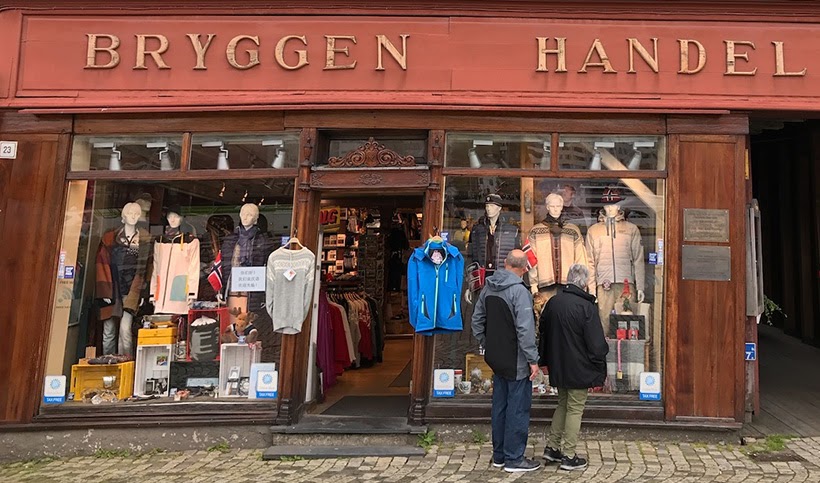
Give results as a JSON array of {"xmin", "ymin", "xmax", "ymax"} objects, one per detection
[{"xmin": 326, "ymin": 137, "xmax": 415, "ymax": 168}]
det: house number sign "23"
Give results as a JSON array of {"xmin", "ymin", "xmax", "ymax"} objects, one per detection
[{"xmin": 0, "ymin": 141, "xmax": 18, "ymax": 159}]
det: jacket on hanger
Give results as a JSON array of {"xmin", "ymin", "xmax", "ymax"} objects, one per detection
[
  {"xmin": 407, "ymin": 238, "xmax": 465, "ymax": 335},
  {"xmin": 96, "ymin": 225, "xmax": 152, "ymax": 320},
  {"xmin": 585, "ymin": 210, "xmax": 645, "ymax": 291},
  {"xmin": 150, "ymin": 230, "xmax": 201, "ymax": 314}
]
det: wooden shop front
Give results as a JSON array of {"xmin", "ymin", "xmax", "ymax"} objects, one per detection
[{"xmin": 1, "ymin": 0, "xmax": 818, "ymax": 430}]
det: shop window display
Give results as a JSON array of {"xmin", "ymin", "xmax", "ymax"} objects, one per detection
[
  {"xmin": 445, "ymin": 133, "xmax": 552, "ymax": 170},
  {"xmin": 435, "ymin": 174, "xmax": 666, "ymax": 399},
  {"xmin": 190, "ymin": 133, "xmax": 301, "ymax": 170},
  {"xmin": 47, "ymin": 178, "xmax": 295, "ymax": 406},
  {"xmin": 558, "ymin": 135, "xmax": 666, "ymax": 171},
  {"xmin": 70, "ymin": 135, "xmax": 183, "ymax": 171}
]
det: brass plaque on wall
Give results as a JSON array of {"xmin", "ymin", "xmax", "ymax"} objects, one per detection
[
  {"xmin": 682, "ymin": 245, "xmax": 732, "ymax": 281},
  {"xmin": 683, "ymin": 209, "xmax": 730, "ymax": 242}
]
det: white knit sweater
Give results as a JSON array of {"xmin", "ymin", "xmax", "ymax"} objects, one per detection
[{"xmin": 265, "ymin": 246, "xmax": 316, "ymax": 334}]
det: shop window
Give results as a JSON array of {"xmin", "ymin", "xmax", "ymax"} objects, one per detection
[
  {"xmin": 46, "ymin": 179, "xmax": 295, "ymax": 407},
  {"xmin": 71, "ymin": 135, "xmax": 183, "ymax": 171},
  {"xmin": 558, "ymin": 135, "xmax": 666, "ymax": 171},
  {"xmin": 434, "ymin": 175, "xmax": 666, "ymax": 400},
  {"xmin": 191, "ymin": 133, "xmax": 301, "ymax": 170},
  {"xmin": 445, "ymin": 133, "xmax": 552, "ymax": 170}
]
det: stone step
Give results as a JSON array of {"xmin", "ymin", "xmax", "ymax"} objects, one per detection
[
  {"xmin": 269, "ymin": 415, "xmax": 427, "ymax": 446},
  {"xmin": 262, "ymin": 445, "xmax": 426, "ymax": 460}
]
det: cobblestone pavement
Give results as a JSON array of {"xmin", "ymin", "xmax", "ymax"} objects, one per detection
[{"xmin": 1, "ymin": 437, "xmax": 819, "ymax": 483}]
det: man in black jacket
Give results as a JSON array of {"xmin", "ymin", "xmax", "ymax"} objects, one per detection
[
  {"xmin": 538, "ymin": 263, "xmax": 608, "ymax": 471},
  {"xmin": 472, "ymin": 249, "xmax": 541, "ymax": 473}
]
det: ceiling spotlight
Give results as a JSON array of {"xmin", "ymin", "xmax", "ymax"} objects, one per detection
[
  {"xmin": 94, "ymin": 142, "xmax": 121, "ymax": 171},
  {"xmin": 589, "ymin": 149, "xmax": 602, "ymax": 170},
  {"xmin": 147, "ymin": 142, "xmax": 172, "ymax": 171},
  {"xmin": 627, "ymin": 150, "xmax": 642, "ymax": 170},
  {"xmin": 540, "ymin": 141, "xmax": 550, "ymax": 170},
  {"xmin": 202, "ymin": 141, "xmax": 229, "ymax": 170}
]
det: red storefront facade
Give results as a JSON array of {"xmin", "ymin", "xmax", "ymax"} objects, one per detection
[{"xmin": 1, "ymin": 0, "xmax": 817, "ymax": 430}]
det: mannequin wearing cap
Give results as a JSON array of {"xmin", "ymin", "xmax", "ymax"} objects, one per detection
[
  {"xmin": 96, "ymin": 202, "xmax": 152, "ymax": 356},
  {"xmin": 220, "ymin": 203, "xmax": 276, "ymax": 358},
  {"xmin": 527, "ymin": 193, "xmax": 591, "ymax": 310},
  {"xmin": 149, "ymin": 206, "xmax": 201, "ymax": 314},
  {"xmin": 585, "ymin": 204, "xmax": 645, "ymax": 333},
  {"xmin": 465, "ymin": 194, "xmax": 520, "ymax": 304}
]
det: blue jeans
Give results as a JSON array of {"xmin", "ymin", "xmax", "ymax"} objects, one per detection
[{"xmin": 491, "ymin": 374, "xmax": 533, "ymax": 464}]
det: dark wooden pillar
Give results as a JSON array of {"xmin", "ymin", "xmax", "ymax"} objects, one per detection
[
  {"xmin": 275, "ymin": 128, "xmax": 319, "ymax": 425},
  {"xmin": 665, "ymin": 115, "xmax": 748, "ymax": 423},
  {"xmin": 0, "ymin": 113, "xmax": 72, "ymax": 423},
  {"xmin": 408, "ymin": 130, "xmax": 445, "ymax": 424}
]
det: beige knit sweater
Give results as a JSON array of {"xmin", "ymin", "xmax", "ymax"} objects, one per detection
[{"xmin": 527, "ymin": 221, "xmax": 592, "ymax": 292}]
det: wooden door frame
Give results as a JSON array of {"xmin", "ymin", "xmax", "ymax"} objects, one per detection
[{"xmin": 275, "ymin": 131, "xmax": 444, "ymax": 425}]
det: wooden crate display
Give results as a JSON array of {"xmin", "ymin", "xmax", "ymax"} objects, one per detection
[
  {"xmin": 133, "ymin": 344, "xmax": 174, "ymax": 397},
  {"xmin": 70, "ymin": 361, "xmax": 135, "ymax": 400},
  {"xmin": 219, "ymin": 343, "xmax": 261, "ymax": 397}
]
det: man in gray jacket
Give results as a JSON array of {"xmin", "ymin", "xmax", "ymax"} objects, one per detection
[{"xmin": 472, "ymin": 249, "xmax": 540, "ymax": 473}]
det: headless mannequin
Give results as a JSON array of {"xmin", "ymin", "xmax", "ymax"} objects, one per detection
[
  {"xmin": 100, "ymin": 202, "xmax": 146, "ymax": 356},
  {"xmin": 464, "ymin": 203, "xmax": 502, "ymax": 304}
]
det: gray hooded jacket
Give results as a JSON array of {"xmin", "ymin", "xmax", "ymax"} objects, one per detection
[{"xmin": 471, "ymin": 269, "xmax": 538, "ymax": 380}]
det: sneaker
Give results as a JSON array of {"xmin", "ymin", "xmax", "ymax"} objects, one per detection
[
  {"xmin": 504, "ymin": 457, "xmax": 542, "ymax": 473},
  {"xmin": 543, "ymin": 446, "xmax": 563, "ymax": 463},
  {"xmin": 560, "ymin": 455, "xmax": 588, "ymax": 471},
  {"xmin": 491, "ymin": 458, "xmax": 504, "ymax": 468}
]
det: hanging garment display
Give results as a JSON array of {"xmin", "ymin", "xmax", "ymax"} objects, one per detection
[
  {"xmin": 527, "ymin": 214, "xmax": 589, "ymax": 290},
  {"xmin": 150, "ymin": 230, "xmax": 200, "ymax": 314},
  {"xmin": 407, "ymin": 237, "xmax": 465, "ymax": 335},
  {"xmin": 265, "ymin": 244, "xmax": 316, "ymax": 334}
]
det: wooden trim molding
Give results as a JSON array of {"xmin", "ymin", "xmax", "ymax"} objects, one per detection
[{"xmin": 327, "ymin": 137, "xmax": 415, "ymax": 168}]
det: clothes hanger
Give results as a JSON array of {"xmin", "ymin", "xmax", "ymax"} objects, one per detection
[
  {"xmin": 286, "ymin": 227, "xmax": 305, "ymax": 249},
  {"xmin": 429, "ymin": 226, "xmax": 444, "ymax": 243}
]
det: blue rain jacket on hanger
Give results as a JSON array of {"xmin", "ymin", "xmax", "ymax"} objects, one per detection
[{"xmin": 407, "ymin": 238, "xmax": 465, "ymax": 335}]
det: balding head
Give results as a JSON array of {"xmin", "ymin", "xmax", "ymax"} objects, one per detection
[{"xmin": 505, "ymin": 249, "xmax": 529, "ymax": 276}]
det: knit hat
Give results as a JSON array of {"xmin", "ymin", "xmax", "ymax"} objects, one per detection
[
  {"xmin": 484, "ymin": 194, "xmax": 503, "ymax": 207},
  {"xmin": 165, "ymin": 204, "xmax": 183, "ymax": 217}
]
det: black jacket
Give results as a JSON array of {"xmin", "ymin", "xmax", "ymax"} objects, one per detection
[
  {"xmin": 471, "ymin": 270, "xmax": 538, "ymax": 380},
  {"xmin": 469, "ymin": 217, "xmax": 521, "ymax": 270},
  {"xmin": 538, "ymin": 284, "xmax": 609, "ymax": 389}
]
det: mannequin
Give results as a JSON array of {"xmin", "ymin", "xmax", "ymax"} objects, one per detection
[
  {"xmin": 96, "ymin": 202, "xmax": 151, "ymax": 356},
  {"xmin": 585, "ymin": 204, "xmax": 646, "ymax": 332},
  {"xmin": 220, "ymin": 203, "xmax": 275, "ymax": 358},
  {"xmin": 149, "ymin": 206, "xmax": 200, "ymax": 314},
  {"xmin": 528, "ymin": 193, "xmax": 591, "ymax": 309},
  {"xmin": 465, "ymin": 194, "xmax": 521, "ymax": 303},
  {"xmin": 451, "ymin": 218, "xmax": 471, "ymax": 254}
]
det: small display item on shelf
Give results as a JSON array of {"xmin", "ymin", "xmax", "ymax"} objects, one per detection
[
  {"xmin": 336, "ymin": 234, "xmax": 346, "ymax": 246},
  {"xmin": 187, "ymin": 306, "xmax": 230, "ymax": 361},
  {"xmin": 137, "ymin": 327, "xmax": 178, "ymax": 346}
]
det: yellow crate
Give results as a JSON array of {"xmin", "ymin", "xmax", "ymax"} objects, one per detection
[
  {"xmin": 69, "ymin": 361, "xmax": 135, "ymax": 400},
  {"xmin": 465, "ymin": 353, "xmax": 494, "ymax": 380},
  {"xmin": 138, "ymin": 327, "xmax": 178, "ymax": 346}
]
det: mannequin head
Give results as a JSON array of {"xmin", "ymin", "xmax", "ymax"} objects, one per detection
[
  {"xmin": 239, "ymin": 203, "xmax": 260, "ymax": 229},
  {"xmin": 135, "ymin": 193, "xmax": 152, "ymax": 222},
  {"xmin": 484, "ymin": 194, "xmax": 503, "ymax": 221},
  {"xmin": 604, "ymin": 204, "xmax": 620, "ymax": 218},
  {"xmin": 121, "ymin": 202, "xmax": 142, "ymax": 227},
  {"xmin": 545, "ymin": 193, "xmax": 564, "ymax": 219},
  {"xmin": 561, "ymin": 185, "xmax": 576, "ymax": 207},
  {"xmin": 165, "ymin": 204, "xmax": 183, "ymax": 229},
  {"xmin": 460, "ymin": 219, "xmax": 468, "ymax": 230}
]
